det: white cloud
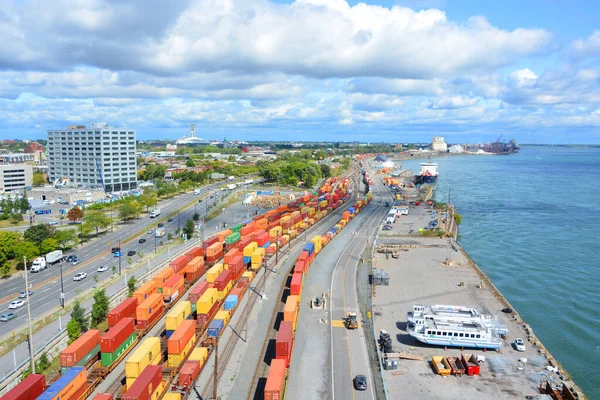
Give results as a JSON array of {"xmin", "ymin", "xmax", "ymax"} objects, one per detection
[
  {"xmin": 430, "ymin": 95, "xmax": 478, "ymax": 109},
  {"xmin": 571, "ymin": 30, "xmax": 600, "ymax": 58}
]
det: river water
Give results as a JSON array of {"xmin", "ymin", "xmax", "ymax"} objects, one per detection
[{"xmin": 401, "ymin": 146, "xmax": 600, "ymax": 397}]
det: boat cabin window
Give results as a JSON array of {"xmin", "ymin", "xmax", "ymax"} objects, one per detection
[
  {"xmin": 470, "ymin": 334, "xmax": 475, "ymax": 338},
  {"xmin": 459, "ymin": 333, "xmax": 464, "ymax": 337},
  {"xmin": 476, "ymin": 334, "xmax": 481, "ymax": 339},
  {"xmin": 436, "ymin": 331, "xmax": 441, "ymax": 335},
  {"xmin": 442, "ymin": 332, "xmax": 447, "ymax": 336},
  {"xmin": 454, "ymin": 333, "xmax": 458, "ymax": 337},
  {"xmin": 427, "ymin": 330, "xmax": 432, "ymax": 335}
]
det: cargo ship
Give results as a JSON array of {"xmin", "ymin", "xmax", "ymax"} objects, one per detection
[{"xmin": 414, "ymin": 161, "xmax": 438, "ymax": 185}]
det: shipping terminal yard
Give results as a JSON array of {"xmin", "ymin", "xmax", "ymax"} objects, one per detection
[{"xmin": 0, "ymin": 156, "xmax": 587, "ymax": 400}]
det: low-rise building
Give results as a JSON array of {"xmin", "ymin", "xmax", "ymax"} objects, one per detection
[
  {"xmin": 0, "ymin": 153, "xmax": 35, "ymax": 163},
  {"xmin": 0, "ymin": 164, "xmax": 33, "ymax": 192},
  {"xmin": 431, "ymin": 136, "xmax": 447, "ymax": 152}
]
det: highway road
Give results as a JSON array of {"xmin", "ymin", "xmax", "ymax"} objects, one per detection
[
  {"xmin": 330, "ymin": 168, "xmax": 390, "ymax": 400},
  {"xmin": 0, "ymin": 179, "xmax": 259, "ymax": 334}
]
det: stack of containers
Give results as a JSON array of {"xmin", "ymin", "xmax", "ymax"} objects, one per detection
[
  {"xmin": 184, "ymin": 256, "xmax": 205, "ymax": 283},
  {"xmin": 224, "ymin": 294, "xmax": 238, "ymax": 311},
  {"xmin": 255, "ymin": 231, "xmax": 270, "ymax": 248},
  {"xmin": 243, "ymin": 242, "xmax": 258, "ymax": 264},
  {"xmin": 217, "ymin": 229, "xmax": 232, "ymax": 243},
  {"xmin": 275, "ymin": 321, "xmax": 294, "ymax": 367},
  {"xmin": 310, "ymin": 236, "xmax": 322, "ymax": 255},
  {"xmin": 163, "ymin": 393, "xmax": 182, "ymax": 400},
  {"xmin": 101, "ymin": 318, "xmax": 136, "ymax": 367},
  {"xmin": 240, "ymin": 222, "xmax": 255, "ymax": 237},
  {"xmin": 3, "ymin": 374, "xmax": 46, "ymax": 400},
  {"xmin": 206, "ymin": 263, "xmax": 224, "ymax": 283},
  {"xmin": 167, "ymin": 320, "xmax": 197, "ymax": 367},
  {"xmin": 303, "ymin": 242, "xmax": 315, "ymax": 264},
  {"xmin": 284, "ymin": 295, "xmax": 299, "ymax": 330},
  {"xmin": 228, "ymin": 254, "xmax": 245, "ymax": 281},
  {"xmin": 185, "ymin": 246, "xmax": 204, "ymax": 260},
  {"xmin": 251, "ymin": 247, "xmax": 265, "ymax": 270},
  {"xmin": 38, "ymin": 367, "xmax": 87, "ymax": 400},
  {"xmin": 196, "ymin": 288, "xmax": 219, "ymax": 331},
  {"xmin": 60, "ymin": 329, "xmax": 101, "ymax": 373},
  {"xmin": 215, "ymin": 310, "xmax": 230, "ymax": 329},
  {"xmin": 237, "ymin": 237, "xmax": 252, "ymax": 252},
  {"xmin": 202, "ymin": 236, "xmax": 219, "ymax": 253},
  {"xmin": 269, "ymin": 226, "xmax": 282, "ymax": 239},
  {"xmin": 133, "ymin": 280, "xmax": 158, "ymax": 304},
  {"xmin": 125, "ymin": 337, "xmax": 161, "ymax": 388},
  {"xmin": 225, "ymin": 231, "xmax": 241, "ymax": 250},
  {"xmin": 224, "ymin": 248, "xmax": 241, "ymax": 267},
  {"xmin": 169, "ymin": 255, "xmax": 191, "ymax": 274},
  {"xmin": 136, "ymin": 293, "xmax": 164, "ymax": 330},
  {"xmin": 207, "ymin": 319, "xmax": 224, "ymax": 338},
  {"xmin": 108, "ymin": 298, "xmax": 138, "ymax": 328},
  {"xmin": 153, "ymin": 268, "xmax": 174, "ymax": 293},
  {"xmin": 166, "ymin": 301, "xmax": 192, "ymax": 338},
  {"xmin": 188, "ymin": 281, "xmax": 210, "ymax": 313},
  {"xmin": 264, "ymin": 359, "xmax": 286, "ymax": 400},
  {"xmin": 122, "ymin": 365, "xmax": 164, "ymax": 400},
  {"xmin": 206, "ymin": 242, "xmax": 223, "ymax": 266},
  {"xmin": 214, "ymin": 270, "xmax": 233, "ymax": 301},
  {"xmin": 162, "ymin": 274, "xmax": 184, "ymax": 303},
  {"xmin": 290, "ymin": 272, "xmax": 303, "ymax": 296},
  {"xmin": 178, "ymin": 347, "xmax": 209, "ymax": 388}
]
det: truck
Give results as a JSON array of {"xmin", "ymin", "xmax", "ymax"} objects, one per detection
[
  {"xmin": 431, "ymin": 356, "xmax": 451, "ymax": 376},
  {"xmin": 45, "ymin": 250, "xmax": 64, "ymax": 265},
  {"xmin": 30, "ymin": 257, "xmax": 47, "ymax": 272},
  {"xmin": 150, "ymin": 209, "xmax": 161, "ymax": 218},
  {"xmin": 155, "ymin": 227, "xmax": 166, "ymax": 238},
  {"xmin": 244, "ymin": 179, "xmax": 253, "ymax": 185},
  {"xmin": 194, "ymin": 189, "xmax": 201, "ymax": 195},
  {"xmin": 227, "ymin": 184, "xmax": 236, "ymax": 190}
]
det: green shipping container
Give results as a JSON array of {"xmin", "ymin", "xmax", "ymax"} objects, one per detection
[
  {"xmin": 225, "ymin": 232, "xmax": 241, "ymax": 245},
  {"xmin": 230, "ymin": 223, "xmax": 244, "ymax": 233},
  {"xmin": 60, "ymin": 344, "xmax": 100, "ymax": 374},
  {"xmin": 191, "ymin": 302, "xmax": 196, "ymax": 313},
  {"xmin": 101, "ymin": 332, "xmax": 137, "ymax": 367}
]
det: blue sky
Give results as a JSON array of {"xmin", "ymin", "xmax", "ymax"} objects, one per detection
[{"xmin": 1, "ymin": 0, "xmax": 599, "ymax": 144}]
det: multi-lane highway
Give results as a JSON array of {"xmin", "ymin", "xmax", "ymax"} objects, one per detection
[
  {"xmin": 0, "ymin": 179, "xmax": 256, "ymax": 334},
  {"xmin": 330, "ymin": 168, "xmax": 389, "ymax": 400}
]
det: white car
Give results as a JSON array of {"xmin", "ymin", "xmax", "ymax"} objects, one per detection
[
  {"xmin": 97, "ymin": 265, "xmax": 109, "ymax": 272},
  {"xmin": 9, "ymin": 300, "xmax": 25, "ymax": 309},
  {"xmin": 514, "ymin": 338, "xmax": 526, "ymax": 352},
  {"xmin": 73, "ymin": 272, "xmax": 87, "ymax": 281},
  {"xmin": 147, "ymin": 229, "xmax": 153, "ymax": 234}
]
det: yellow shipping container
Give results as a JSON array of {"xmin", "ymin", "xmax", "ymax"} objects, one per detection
[
  {"xmin": 280, "ymin": 215, "xmax": 290, "ymax": 223},
  {"xmin": 215, "ymin": 310, "xmax": 230, "ymax": 326},
  {"xmin": 126, "ymin": 337, "xmax": 161, "ymax": 379},
  {"xmin": 218, "ymin": 281, "xmax": 233, "ymax": 301},
  {"xmin": 197, "ymin": 288, "xmax": 219, "ymax": 314},
  {"xmin": 188, "ymin": 347, "xmax": 209, "ymax": 365},
  {"xmin": 291, "ymin": 211, "xmax": 299, "ymax": 217},
  {"xmin": 206, "ymin": 264, "xmax": 224, "ymax": 283},
  {"xmin": 164, "ymin": 394, "xmax": 182, "ymax": 400},
  {"xmin": 269, "ymin": 226, "xmax": 283, "ymax": 238},
  {"xmin": 319, "ymin": 200, "xmax": 327, "ymax": 208},
  {"xmin": 167, "ymin": 334, "xmax": 197, "ymax": 368},
  {"xmin": 243, "ymin": 242, "xmax": 258, "ymax": 257},
  {"xmin": 307, "ymin": 207, "xmax": 315, "ymax": 216},
  {"xmin": 166, "ymin": 301, "xmax": 192, "ymax": 332},
  {"xmin": 242, "ymin": 270, "xmax": 254, "ymax": 282},
  {"xmin": 251, "ymin": 254, "xmax": 262, "ymax": 265},
  {"xmin": 251, "ymin": 263, "xmax": 261, "ymax": 270}
]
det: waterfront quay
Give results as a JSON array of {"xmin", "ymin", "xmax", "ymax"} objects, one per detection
[{"xmin": 372, "ymin": 202, "xmax": 585, "ymax": 399}]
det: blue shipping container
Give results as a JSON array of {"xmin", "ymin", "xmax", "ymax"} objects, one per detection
[
  {"xmin": 262, "ymin": 242, "xmax": 271, "ymax": 248},
  {"xmin": 349, "ymin": 207, "xmax": 356, "ymax": 215},
  {"xmin": 243, "ymin": 220, "xmax": 253, "ymax": 225},
  {"xmin": 304, "ymin": 242, "xmax": 315, "ymax": 256},
  {"xmin": 208, "ymin": 319, "xmax": 224, "ymax": 337},
  {"xmin": 166, "ymin": 329, "xmax": 175, "ymax": 339},
  {"xmin": 243, "ymin": 256, "xmax": 251, "ymax": 264},
  {"xmin": 38, "ymin": 366, "xmax": 85, "ymax": 400},
  {"xmin": 224, "ymin": 295, "xmax": 239, "ymax": 311}
]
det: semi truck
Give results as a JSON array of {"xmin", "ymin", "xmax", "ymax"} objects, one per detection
[
  {"xmin": 155, "ymin": 227, "xmax": 166, "ymax": 238},
  {"xmin": 30, "ymin": 250, "xmax": 64, "ymax": 272},
  {"xmin": 150, "ymin": 209, "xmax": 161, "ymax": 218}
]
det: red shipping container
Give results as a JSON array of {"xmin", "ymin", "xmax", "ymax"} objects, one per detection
[
  {"xmin": 93, "ymin": 394, "xmax": 114, "ymax": 400},
  {"xmin": 122, "ymin": 365, "xmax": 162, "ymax": 400},
  {"xmin": 205, "ymin": 249, "xmax": 223, "ymax": 265},
  {"xmin": 290, "ymin": 272, "xmax": 302, "ymax": 296},
  {"xmin": 237, "ymin": 277, "xmax": 250, "ymax": 290},
  {"xmin": 170, "ymin": 255, "xmax": 190, "ymax": 274},
  {"xmin": 298, "ymin": 251, "xmax": 309, "ymax": 264},
  {"xmin": 2, "ymin": 373, "xmax": 46, "ymax": 400},
  {"xmin": 294, "ymin": 260, "xmax": 306, "ymax": 275},
  {"xmin": 202, "ymin": 236, "xmax": 219, "ymax": 252},
  {"xmin": 276, "ymin": 321, "xmax": 294, "ymax": 367},
  {"xmin": 178, "ymin": 360, "xmax": 201, "ymax": 388},
  {"xmin": 185, "ymin": 268, "xmax": 202, "ymax": 284},
  {"xmin": 163, "ymin": 274, "xmax": 184, "ymax": 302},
  {"xmin": 255, "ymin": 231, "xmax": 270, "ymax": 247},
  {"xmin": 60, "ymin": 329, "xmax": 101, "ymax": 368},
  {"xmin": 185, "ymin": 246, "xmax": 204, "ymax": 260},
  {"xmin": 188, "ymin": 281, "xmax": 210, "ymax": 304},
  {"xmin": 240, "ymin": 226, "xmax": 255, "ymax": 237},
  {"xmin": 108, "ymin": 297, "xmax": 138, "ymax": 328},
  {"xmin": 214, "ymin": 270, "xmax": 232, "ymax": 291},
  {"xmin": 197, "ymin": 301, "xmax": 219, "ymax": 331},
  {"xmin": 264, "ymin": 358, "xmax": 287, "ymax": 400},
  {"xmin": 237, "ymin": 237, "xmax": 252, "ymax": 252},
  {"xmin": 101, "ymin": 318, "xmax": 136, "ymax": 353},
  {"xmin": 224, "ymin": 248, "xmax": 241, "ymax": 265},
  {"xmin": 228, "ymin": 255, "xmax": 245, "ymax": 281},
  {"xmin": 168, "ymin": 320, "xmax": 196, "ymax": 354},
  {"xmin": 230, "ymin": 287, "xmax": 244, "ymax": 301}
]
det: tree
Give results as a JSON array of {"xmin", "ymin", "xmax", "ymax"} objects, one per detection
[
  {"xmin": 183, "ymin": 219, "xmax": 195, "ymax": 239},
  {"xmin": 23, "ymin": 224, "xmax": 52, "ymax": 246},
  {"xmin": 83, "ymin": 211, "xmax": 111, "ymax": 236},
  {"xmin": 186, "ymin": 158, "xmax": 195, "ymax": 167},
  {"xmin": 14, "ymin": 241, "xmax": 39, "ymax": 266},
  {"xmin": 91, "ymin": 289, "xmax": 109, "ymax": 327},
  {"xmin": 319, "ymin": 164, "xmax": 331, "ymax": 178},
  {"xmin": 138, "ymin": 192, "xmax": 158, "ymax": 212},
  {"xmin": 454, "ymin": 213, "xmax": 462, "ymax": 225},
  {"xmin": 127, "ymin": 276, "xmax": 137, "ymax": 297},
  {"xmin": 54, "ymin": 229, "xmax": 76, "ymax": 249},
  {"xmin": 40, "ymin": 238, "xmax": 58, "ymax": 254},
  {"xmin": 10, "ymin": 212, "xmax": 22, "ymax": 224},
  {"xmin": 118, "ymin": 201, "xmax": 138, "ymax": 221},
  {"xmin": 193, "ymin": 212, "xmax": 200, "ymax": 222},
  {"xmin": 32, "ymin": 172, "xmax": 46, "ymax": 187},
  {"xmin": 70, "ymin": 301, "xmax": 88, "ymax": 333},
  {"xmin": 0, "ymin": 231, "xmax": 20, "ymax": 259},
  {"xmin": 67, "ymin": 319, "xmax": 81, "ymax": 344},
  {"xmin": 0, "ymin": 252, "xmax": 10, "ymax": 277},
  {"xmin": 67, "ymin": 207, "xmax": 83, "ymax": 223},
  {"xmin": 36, "ymin": 352, "xmax": 50, "ymax": 372}
]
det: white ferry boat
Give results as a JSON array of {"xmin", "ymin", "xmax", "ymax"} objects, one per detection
[
  {"xmin": 407, "ymin": 317, "xmax": 503, "ymax": 350},
  {"xmin": 407, "ymin": 304, "xmax": 508, "ymax": 335}
]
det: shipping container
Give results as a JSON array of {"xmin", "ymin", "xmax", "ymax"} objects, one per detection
[
  {"xmin": 108, "ymin": 297, "xmax": 138, "ymax": 328},
  {"xmin": 197, "ymin": 300, "xmax": 219, "ymax": 332},
  {"xmin": 290, "ymin": 272, "xmax": 303, "ymax": 296},
  {"xmin": 101, "ymin": 324, "xmax": 137, "ymax": 367},
  {"xmin": 38, "ymin": 367, "xmax": 87, "ymax": 400},
  {"xmin": 294, "ymin": 260, "xmax": 306, "ymax": 275},
  {"xmin": 196, "ymin": 288, "xmax": 219, "ymax": 313},
  {"xmin": 188, "ymin": 281, "xmax": 210, "ymax": 311},
  {"xmin": 168, "ymin": 320, "xmax": 197, "ymax": 354},
  {"xmin": 60, "ymin": 329, "xmax": 100, "ymax": 371},
  {"xmin": 224, "ymin": 248, "xmax": 241, "ymax": 265},
  {"xmin": 185, "ymin": 246, "xmax": 204, "ymax": 260},
  {"xmin": 214, "ymin": 269, "xmax": 232, "ymax": 291},
  {"xmin": 206, "ymin": 242, "xmax": 223, "ymax": 258},
  {"xmin": 218, "ymin": 280, "xmax": 233, "ymax": 301},
  {"xmin": 228, "ymin": 255, "xmax": 245, "ymax": 281},
  {"xmin": 202, "ymin": 236, "xmax": 219, "ymax": 252},
  {"xmin": 125, "ymin": 337, "xmax": 161, "ymax": 384},
  {"xmin": 303, "ymin": 242, "xmax": 315, "ymax": 256},
  {"xmin": 170, "ymin": 255, "xmax": 191, "ymax": 274},
  {"xmin": 167, "ymin": 333, "xmax": 197, "ymax": 367},
  {"xmin": 276, "ymin": 321, "xmax": 294, "ymax": 367},
  {"xmin": 93, "ymin": 394, "xmax": 113, "ymax": 400},
  {"xmin": 133, "ymin": 280, "xmax": 158, "ymax": 304},
  {"xmin": 208, "ymin": 319, "xmax": 224, "ymax": 337},
  {"xmin": 264, "ymin": 358, "xmax": 287, "ymax": 400},
  {"xmin": 153, "ymin": 268, "xmax": 174, "ymax": 293},
  {"xmin": 122, "ymin": 365, "xmax": 163, "ymax": 400},
  {"xmin": 166, "ymin": 301, "xmax": 192, "ymax": 335},
  {"xmin": 136, "ymin": 293, "xmax": 164, "ymax": 330},
  {"xmin": 163, "ymin": 393, "xmax": 182, "ymax": 400},
  {"xmin": 2, "ymin": 374, "xmax": 46, "ymax": 400},
  {"xmin": 162, "ymin": 274, "xmax": 184, "ymax": 303},
  {"xmin": 188, "ymin": 347, "xmax": 209, "ymax": 364},
  {"xmin": 206, "ymin": 263, "xmax": 224, "ymax": 283},
  {"xmin": 215, "ymin": 310, "xmax": 230, "ymax": 326},
  {"xmin": 178, "ymin": 360, "xmax": 200, "ymax": 388},
  {"xmin": 284, "ymin": 295, "xmax": 299, "ymax": 330},
  {"xmin": 224, "ymin": 294, "xmax": 239, "ymax": 311}
]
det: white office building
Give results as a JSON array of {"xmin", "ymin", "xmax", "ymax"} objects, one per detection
[
  {"xmin": 0, "ymin": 164, "xmax": 33, "ymax": 192},
  {"xmin": 47, "ymin": 123, "xmax": 137, "ymax": 193}
]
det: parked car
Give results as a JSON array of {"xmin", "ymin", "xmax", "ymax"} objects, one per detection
[
  {"xmin": 127, "ymin": 251, "xmax": 136, "ymax": 256},
  {"xmin": 382, "ymin": 225, "xmax": 393, "ymax": 231},
  {"xmin": 167, "ymin": 218, "xmax": 173, "ymax": 222},
  {"xmin": 139, "ymin": 238, "xmax": 146, "ymax": 243},
  {"xmin": 0, "ymin": 313, "xmax": 17, "ymax": 322},
  {"xmin": 429, "ymin": 220, "xmax": 438, "ymax": 228},
  {"xmin": 48, "ymin": 220, "xmax": 58, "ymax": 225},
  {"xmin": 514, "ymin": 338, "xmax": 526, "ymax": 352},
  {"xmin": 18, "ymin": 290, "xmax": 33, "ymax": 298},
  {"xmin": 9, "ymin": 300, "xmax": 25, "ymax": 309},
  {"xmin": 73, "ymin": 272, "xmax": 87, "ymax": 281},
  {"xmin": 353, "ymin": 375, "xmax": 367, "ymax": 391},
  {"xmin": 97, "ymin": 265, "xmax": 109, "ymax": 272}
]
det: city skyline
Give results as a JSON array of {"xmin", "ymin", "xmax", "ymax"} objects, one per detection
[{"xmin": 0, "ymin": 0, "xmax": 599, "ymax": 143}]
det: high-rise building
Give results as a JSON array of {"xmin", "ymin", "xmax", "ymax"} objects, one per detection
[{"xmin": 47, "ymin": 123, "xmax": 137, "ymax": 192}]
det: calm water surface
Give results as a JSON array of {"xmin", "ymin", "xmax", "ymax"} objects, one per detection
[{"xmin": 402, "ymin": 147, "xmax": 600, "ymax": 397}]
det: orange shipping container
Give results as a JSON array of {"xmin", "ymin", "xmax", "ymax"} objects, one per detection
[
  {"xmin": 186, "ymin": 256, "xmax": 204, "ymax": 272},
  {"xmin": 163, "ymin": 274, "xmax": 185, "ymax": 302},
  {"xmin": 153, "ymin": 268, "xmax": 174, "ymax": 291},
  {"xmin": 264, "ymin": 358, "xmax": 287, "ymax": 400},
  {"xmin": 136, "ymin": 293, "xmax": 163, "ymax": 322},
  {"xmin": 284, "ymin": 295, "xmax": 299, "ymax": 329},
  {"xmin": 133, "ymin": 280, "xmax": 157, "ymax": 304},
  {"xmin": 167, "ymin": 320, "xmax": 197, "ymax": 354},
  {"xmin": 206, "ymin": 242, "xmax": 223, "ymax": 257}
]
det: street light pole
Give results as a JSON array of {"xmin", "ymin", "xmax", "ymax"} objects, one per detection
[
  {"xmin": 23, "ymin": 257, "xmax": 35, "ymax": 374},
  {"xmin": 59, "ymin": 262, "xmax": 65, "ymax": 308},
  {"xmin": 118, "ymin": 239, "xmax": 122, "ymax": 275},
  {"xmin": 154, "ymin": 227, "xmax": 157, "ymax": 254}
]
